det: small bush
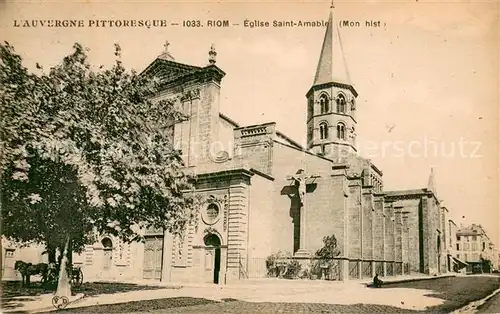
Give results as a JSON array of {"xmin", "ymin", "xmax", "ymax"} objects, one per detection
[
  {"xmin": 285, "ymin": 260, "xmax": 302, "ymax": 279},
  {"xmin": 265, "ymin": 251, "xmax": 301, "ymax": 279}
]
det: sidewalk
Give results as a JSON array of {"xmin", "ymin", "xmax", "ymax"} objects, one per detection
[
  {"xmin": 3, "ymin": 273, "xmax": 455, "ymax": 313},
  {"xmin": 141, "ymin": 273, "xmax": 456, "ymax": 289}
]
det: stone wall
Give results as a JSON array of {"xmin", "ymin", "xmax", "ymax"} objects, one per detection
[{"xmin": 234, "ymin": 123, "xmax": 275, "ymax": 176}]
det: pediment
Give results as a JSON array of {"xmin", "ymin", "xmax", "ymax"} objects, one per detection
[{"xmin": 141, "ymin": 58, "xmax": 201, "ymax": 83}]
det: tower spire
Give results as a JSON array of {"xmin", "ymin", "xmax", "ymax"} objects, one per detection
[
  {"xmin": 427, "ymin": 168, "xmax": 437, "ymax": 196},
  {"xmin": 313, "ymin": 4, "xmax": 351, "ymax": 86}
]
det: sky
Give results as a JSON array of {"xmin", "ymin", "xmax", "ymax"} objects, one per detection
[{"xmin": 1, "ymin": 1, "xmax": 498, "ymax": 246}]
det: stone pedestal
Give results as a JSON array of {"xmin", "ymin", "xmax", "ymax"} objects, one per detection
[
  {"xmin": 341, "ymin": 259, "xmax": 349, "ymax": 281},
  {"xmin": 224, "ymin": 268, "xmax": 239, "ymax": 283},
  {"xmin": 294, "ymin": 249, "xmax": 311, "ymax": 258},
  {"xmin": 293, "ymin": 251, "xmax": 311, "ymax": 277}
]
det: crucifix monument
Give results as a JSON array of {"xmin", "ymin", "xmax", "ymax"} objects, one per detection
[{"xmin": 287, "ymin": 169, "xmax": 319, "ymax": 257}]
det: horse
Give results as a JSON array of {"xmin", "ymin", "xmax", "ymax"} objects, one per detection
[
  {"xmin": 14, "ymin": 260, "xmax": 33, "ymax": 286},
  {"xmin": 14, "ymin": 260, "xmax": 49, "ymax": 287}
]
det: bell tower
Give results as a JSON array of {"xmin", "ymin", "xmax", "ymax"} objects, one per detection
[{"xmin": 306, "ymin": 5, "xmax": 358, "ymax": 159}]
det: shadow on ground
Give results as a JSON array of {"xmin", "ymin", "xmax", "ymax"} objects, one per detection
[
  {"xmin": 382, "ymin": 276, "xmax": 500, "ymax": 313},
  {"xmin": 59, "ymin": 297, "xmax": 219, "ymax": 313},
  {"xmin": 1, "ymin": 281, "xmax": 179, "ymax": 311}
]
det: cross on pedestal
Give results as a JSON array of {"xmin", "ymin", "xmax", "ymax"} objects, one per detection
[{"xmin": 286, "ymin": 169, "xmax": 319, "ymax": 257}]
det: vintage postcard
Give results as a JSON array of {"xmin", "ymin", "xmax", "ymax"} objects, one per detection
[{"xmin": 1, "ymin": 1, "xmax": 499, "ymax": 313}]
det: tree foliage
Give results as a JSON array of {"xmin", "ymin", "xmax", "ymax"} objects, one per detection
[
  {"xmin": 0, "ymin": 42, "xmax": 199, "ymax": 253},
  {"xmin": 314, "ymin": 234, "xmax": 341, "ymax": 259}
]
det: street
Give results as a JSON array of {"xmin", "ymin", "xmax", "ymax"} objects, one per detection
[{"xmin": 478, "ymin": 290, "xmax": 500, "ymax": 313}]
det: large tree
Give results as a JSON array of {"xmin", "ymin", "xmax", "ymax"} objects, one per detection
[{"xmin": 0, "ymin": 42, "xmax": 199, "ymax": 260}]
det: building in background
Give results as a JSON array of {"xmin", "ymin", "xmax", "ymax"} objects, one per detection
[
  {"xmin": 456, "ymin": 224, "xmax": 496, "ymax": 273},
  {"xmin": 497, "ymin": 252, "xmax": 500, "ymax": 271},
  {"xmin": 447, "ymin": 218, "xmax": 463, "ymax": 272},
  {"xmin": 1, "ymin": 238, "xmax": 47, "ymax": 281}
]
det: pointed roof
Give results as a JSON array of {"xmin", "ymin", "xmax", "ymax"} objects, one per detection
[
  {"xmin": 427, "ymin": 168, "xmax": 437, "ymax": 196},
  {"xmin": 313, "ymin": 6, "xmax": 351, "ymax": 87}
]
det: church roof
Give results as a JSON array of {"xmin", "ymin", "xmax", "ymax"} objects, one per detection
[
  {"xmin": 313, "ymin": 6, "xmax": 352, "ymax": 87},
  {"xmin": 140, "ymin": 42, "xmax": 225, "ymax": 85}
]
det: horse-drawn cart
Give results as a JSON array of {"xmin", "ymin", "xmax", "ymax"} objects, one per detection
[{"xmin": 14, "ymin": 260, "xmax": 84, "ymax": 288}]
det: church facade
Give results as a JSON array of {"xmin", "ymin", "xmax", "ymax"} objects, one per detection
[{"xmin": 2, "ymin": 8, "xmax": 460, "ymax": 284}]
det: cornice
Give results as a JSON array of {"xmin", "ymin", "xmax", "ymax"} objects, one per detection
[{"xmin": 306, "ymin": 81, "xmax": 359, "ymax": 98}]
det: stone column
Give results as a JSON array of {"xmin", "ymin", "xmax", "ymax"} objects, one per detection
[
  {"xmin": 348, "ymin": 183, "xmax": 362, "ymax": 259},
  {"xmin": 373, "ymin": 197, "xmax": 385, "ymax": 276},
  {"xmin": 402, "ymin": 213, "xmax": 409, "ymax": 275},
  {"xmin": 362, "ymin": 191, "xmax": 374, "ymax": 278},
  {"xmin": 395, "ymin": 209, "xmax": 403, "ymax": 260},
  {"xmin": 394, "ymin": 207, "xmax": 403, "ymax": 276},
  {"xmin": 296, "ymin": 198, "xmax": 308, "ymax": 256},
  {"xmin": 384, "ymin": 202, "xmax": 395, "ymax": 276},
  {"xmin": 341, "ymin": 258, "xmax": 349, "ymax": 281},
  {"xmin": 161, "ymin": 231, "xmax": 174, "ymax": 282},
  {"xmin": 226, "ymin": 184, "xmax": 249, "ymax": 281},
  {"xmin": 295, "ymin": 178, "xmax": 310, "ymax": 258},
  {"xmin": 421, "ymin": 195, "xmax": 430, "ymax": 274}
]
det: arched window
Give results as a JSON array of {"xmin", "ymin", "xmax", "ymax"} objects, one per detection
[
  {"xmin": 319, "ymin": 122, "xmax": 329, "ymax": 140},
  {"xmin": 337, "ymin": 123, "xmax": 345, "ymax": 140},
  {"xmin": 102, "ymin": 237, "xmax": 113, "ymax": 269},
  {"xmin": 204, "ymin": 234, "xmax": 221, "ymax": 247},
  {"xmin": 336, "ymin": 94, "xmax": 346, "ymax": 113},
  {"xmin": 319, "ymin": 94, "xmax": 329, "ymax": 114},
  {"xmin": 102, "ymin": 237, "xmax": 113, "ymax": 250}
]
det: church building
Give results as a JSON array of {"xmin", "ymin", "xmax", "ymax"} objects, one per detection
[{"xmin": 2, "ymin": 7, "xmax": 456, "ymax": 284}]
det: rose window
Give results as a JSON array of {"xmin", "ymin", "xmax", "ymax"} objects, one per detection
[{"xmin": 202, "ymin": 203, "xmax": 221, "ymax": 225}]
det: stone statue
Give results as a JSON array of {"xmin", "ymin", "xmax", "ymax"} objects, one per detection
[
  {"xmin": 291, "ymin": 169, "xmax": 308, "ymax": 206},
  {"xmin": 209, "ymin": 44, "xmax": 217, "ymax": 65}
]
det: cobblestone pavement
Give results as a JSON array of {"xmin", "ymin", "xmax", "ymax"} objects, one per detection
[
  {"xmin": 148, "ymin": 301, "xmax": 420, "ymax": 313},
  {"xmin": 116, "ymin": 301, "xmax": 422, "ymax": 314},
  {"xmin": 59, "ymin": 298, "xmax": 422, "ymax": 314}
]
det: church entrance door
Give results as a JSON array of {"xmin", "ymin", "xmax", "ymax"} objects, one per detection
[
  {"xmin": 143, "ymin": 236, "xmax": 163, "ymax": 280},
  {"xmin": 101, "ymin": 237, "xmax": 113, "ymax": 279},
  {"xmin": 204, "ymin": 234, "xmax": 221, "ymax": 284}
]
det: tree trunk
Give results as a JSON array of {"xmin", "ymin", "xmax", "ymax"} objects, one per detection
[
  {"xmin": 57, "ymin": 244, "xmax": 64, "ymax": 267},
  {"xmin": 0, "ymin": 199, "xmax": 3, "ymax": 282},
  {"xmin": 68, "ymin": 239, "xmax": 73, "ymax": 268},
  {"xmin": 48, "ymin": 247, "xmax": 56, "ymax": 264},
  {"xmin": 45, "ymin": 241, "xmax": 56, "ymax": 263},
  {"xmin": 0, "ymin": 236, "xmax": 3, "ymax": 282},
  {"xmin": 55, "ymin": 236, "xmax": 71, "ymax": 297}
]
